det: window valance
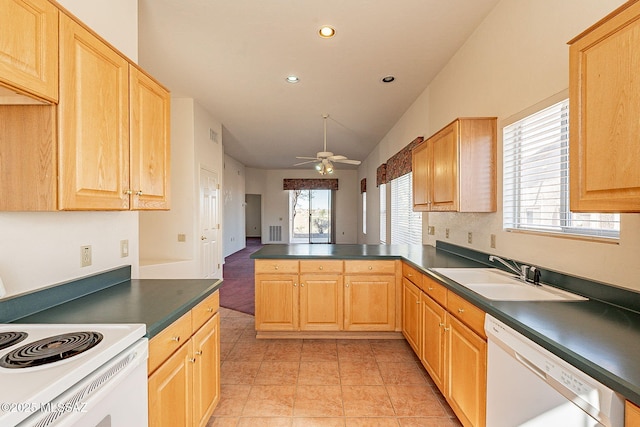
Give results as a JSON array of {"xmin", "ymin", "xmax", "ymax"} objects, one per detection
[
  {"xmin": 385, "ymin": 136, "xmax": 424, "ymax": 182},
  {"xmin": 376, "ymin": 164, "xmax": 387, "ymax": 187},
  {"xmin": 360, "ymin": 178, "xmax": 367, "ymax": 193},
  {"xmin": 282, "ymin": 178, "xmax": 339, "ymax": 191}
]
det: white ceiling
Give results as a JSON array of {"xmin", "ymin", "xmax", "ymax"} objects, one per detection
[{"xmin": 138, "ymin": 0, "xmax": 500, "ymax": 170}]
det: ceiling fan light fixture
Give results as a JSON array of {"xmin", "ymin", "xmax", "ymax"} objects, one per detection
[{"xmin": 318, "ymin": 25, "xmax": 336, "ymax": 38}]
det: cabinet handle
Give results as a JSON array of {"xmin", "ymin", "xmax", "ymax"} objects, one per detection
[
  {"xmin": 428, "ymin": 287, "xmax": 434, "ymax": 291},
  {"xmin": 189, "ymin": 358, "xmax": 196, "ymax": 363},
  {"xmin": 301, "ymin": 283, "xmax": 305, "ymax": 287},
  {"xmin": 416, "ymin": 301, "xmax": 420, "ymax": 305},
  {"xmin": 275, "ymin": 265, "xmax": 279, "ymax": 270},
  {"xmin": 207, "ymin": 307, "xmax": 213, "ymax": 313},
  {"xmin": 368, "ymin": 266, "xmax": 373, "ymax": 270},
  {"xmin": 124, "ymin": 189, "xmax": 132, "ymax": 195},
  {"xmin": 171, "ymin": 336, "xmax": 180, "ymax": 343},
  {"xmin": 407, "ymin": 273, "xmax": 413, "ymax": 277},
  {"xmin": 444, "ymin": 327, "xmax": 450, "ymax": 331},
  {"xmin": 346, "ymin": 283, "xmax": 350, "ymax": 288},
  {"xmin": 319, "ymin": 266, "xmax": 323, "ymax": 270},
  {"xmin": 195, "ymin": 350, "xmax": 203, "ymax": 356},
  {"xmin": 201, "ymin": 236, "xmax": 207, "ymax": 240},
  {"xmin": 458, "ymin": 308, "xmax": 465, "ymax": 314},
  {"xmin": 439, "ymin": 322, "xmax": 445, "ymax": 328},
  {"xmin": 135, "ymin": 190, "xmax": 143, "ymax": 196}
]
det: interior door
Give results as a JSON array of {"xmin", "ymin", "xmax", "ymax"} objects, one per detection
[{"xmin": 200, "ymin": 167, "xmax": 219, "ymax": 278}]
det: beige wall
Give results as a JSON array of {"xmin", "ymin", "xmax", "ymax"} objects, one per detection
[
  {"xmin": 246, "ymin": 168, "xmax": 359, "ymax": 244},
  {"xmin": 223, "ymin": 154, "xmax": 247, "ymax": 257},
  {"xmin": 359, "ymin": 0, "xmax": 640, "ymax": 291}
]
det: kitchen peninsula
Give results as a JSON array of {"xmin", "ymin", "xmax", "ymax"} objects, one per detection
[{"xmin": 251, "ymin": 241, "xmax": 640, "ymax": 425}]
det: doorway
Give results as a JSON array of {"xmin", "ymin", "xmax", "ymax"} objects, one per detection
[
  {"xmin": 200, "ymin": 167, "xmax": 219, "ymax": 278},
  {"xmin": 245, "ymin": 194, "xmax": 262, "ymax": 238},
  {"xmin": 289, "ymin": 189, "xmax": 335, "ymax": 244}
]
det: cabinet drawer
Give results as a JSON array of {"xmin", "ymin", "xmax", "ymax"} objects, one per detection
[
  {"xmin": 402, "ymin": 263, "xmax": 423, "ymax": 288},
  {"xmin": 255, "ymin": 259, "xmax": 299, "ymax": 274},
  {"xmin": 422, "ymin": 275, "xmax": 447, "ymax": 307},
  {"xmin": 300, "ymin": 260, "xmax": 343, "ymax": 273},
  {"xmin": 148, "ymin": 311, "xmax": 192, "ymax": 374},
  {"xmin": 192, "ymin": 291, "xmax": 220, "ymax": 333},
  {"xmin": 344, "ymin": 260, "xmax": 396, "ymax": 274},
  {"xmin": 447, "ymin": 291, "xmax": 486, "ymax": 338}
]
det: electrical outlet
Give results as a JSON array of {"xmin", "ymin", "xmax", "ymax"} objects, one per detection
[
  {"xmin": 490, "ymin": 234, "xmax": 496, "ymax": 249},
  {"xmin": 428, "ymin": 226, "xmax": 435, "ymax": 235},
  {"xmin": 81, "ymin": 245, "xmax": 92, "ymax": 267},
  {"xmin": 467, "ymin": 232, "xmax": 473, "ymax": 244},
  {"xmin": 177, "ymin": 233, "xmax": 186, "ymax": 242},
  {"xmin": 445, "ymin": 228, "xmax": 450, "ymax": 239},
  {"xmin": 120, "ymin": 240, "xmax": 129, "ymax": 258}
]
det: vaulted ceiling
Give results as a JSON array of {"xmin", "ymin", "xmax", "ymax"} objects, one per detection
[{"xmin": 138, "ymin": 0, "xmax": 500, "ymax": 170}]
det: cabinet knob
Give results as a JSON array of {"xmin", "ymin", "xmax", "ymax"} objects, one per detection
[
  {"xmin": 428, "ymin": 287, "xmax": 434, "ymax": 291},
  {"xmin": 319, "ymin": 266, "xmax": 323, "ymax": 270},
  {"xmin": 458, "ymin": 308, "xmax": 465, "ymax": 314},
  {"xmin": 207, "ymin": 307, "xmax": 213, "ymax": 313},
  {"xmin": 439, "ymin": 322, "xmax": 445, "ymax": 328},
  {"xmin": 300, "ymin": 283, "xmax": 305, "ymax": 287},
  {"xmin": 124, "ymin": 189, "xmax": 132, "ymax": 195},
  {"xmin": 346, "ymin": 283, "xmax": 350, "ymax": 288},
  {"xmin": 444, "ymin": 327, "xmax": 450, "ymax": 331},
  {"xmin": 171, "ymin": 336, "xmax": 180, "ymax": 343},
  {"xmin": 201, "ymin": 236, "xmax": 207, "ymax": 240},
  {"xmin": 408, "ymin": 273, "xmax": 413, "ymax": 277},
  {"xmin": 368, "ymin": 266, "xmax": 373, "ymax": 270},
  {"xmin": 293, "ymin": 283, "xmax": 297, "ymax": 287},
  {"xmin": 195, "ymin": 350, "xmax": 203, "ymax": 356},
  {"xmin": 416, "ymin": 301, "xmax": 420, "ymax": 305},
  {"xmin": 189, "ymin": 358, "xmax": 196, "ymax": 363},
  {"xmin": 275, "ymin": 265, "xmax": 279, "ymax": 270},
  {"xmin": 135, "ymin": 190, "xmax": 143, "ymax": 196}
]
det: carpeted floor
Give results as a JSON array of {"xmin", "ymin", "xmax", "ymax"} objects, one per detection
[{"xmin": 219, "ymin": 237, "xmax": 263, "ymax": 315}]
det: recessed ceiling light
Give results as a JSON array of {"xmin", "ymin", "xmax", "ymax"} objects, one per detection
[
  {"xmin": 381, "ymin": 76, "xmax": 395, "ymax": 83},
  {"xmin": 319, "ymin": 25, "xmax": 336, "ymax": 38},
  {"xmin": 286, "ymin": 75, "xmax": 299, "ymax": 83}
]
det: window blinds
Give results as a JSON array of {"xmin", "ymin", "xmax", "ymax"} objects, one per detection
[
  {"xmin": 503, "ymin": 99, "xmax": 619, "ymax": 238},
  {"xmin": 380, "ymin": 183, "xmax": 387, "ymax": 244},
  {"xmin": 390, "ymin": 173, "xmax": 422, "ymax": 244}
]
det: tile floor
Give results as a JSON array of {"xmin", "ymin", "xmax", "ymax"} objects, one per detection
[{"xmin": 207, "ymin": 308, "xmax": 463, "ymax": 427}]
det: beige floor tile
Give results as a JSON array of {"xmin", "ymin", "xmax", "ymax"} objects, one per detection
[
  {"xmin": 264, "ymin": 341, "xmax": 303, "ymax": 362},
  {"xmin": 294, "ymin": 385, "xmax": 344, "ymax": 417},
  {"xmin": 336, "ymin": 340, "xmax": 376, "ymax": 361},
  {"xmin": 377, "ymin": 361, "xmax": 428, "ymax": 385},
  {"xmin": 370, "ymin": 340, "xmax": 418, "ymax": 363},
  {"xmin": 341, "ymin": 385, "xmax": 395, "ymax": 417},
  {"xmin": 242, "ymin": 385, "xmax": 296, "ymax": 417},
  {"xmin": 206, "ymin": 416, "xmax": 239, "ymax": 427},
  {"xmin": 386, "ymin": 385, "xmax": 446, "ymax": 417},
  {"xmin": 345, "ymin": 418, "xmax": 400, "ymax": 426},
  {"xmin": 254, "ymin": 361, "xmax": 300, "ymax": 385},
  {"xmin": 227, "ymin": 342, "xmax": 268, "ymax": 362},
  {"xmin": 301, "ymin": 340, "xmax": 338, "ymax": 362},
  {"xmin": 212, "ymin": 385, "xmax": 251, "ymax": 416},
  {"xmin": 237, "ymin": 417, "xmax": 292, "ymax": 426},
  {"xmin": 298, "ymin": 361, "xmax": 340, "ymax": 385},
  {"xmin": 221, "ymin": 361, "xmax": 261, "ymax": 385},
  {"xmin": 293, "ymin": 417, "xmax": 345, "ymax": 426},
  {"xmin": 398, "ymin": 418, "xmax": 462, "ymax": 427},
  {"xmin": 339, "ymin": 360, "xmax": 384, "ymax": 385}
]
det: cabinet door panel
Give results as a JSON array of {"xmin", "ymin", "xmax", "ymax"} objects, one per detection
[
  {"xmin": 255, "ymin": 274, "xmax": 298, "ymax": 330},
  {"xmin": 148, "ymin": 343, "xmax": 192, "ymax": 427},
  {"xmin": 130, "ymin": 66, "xmax": 171, "ymax": 210},
  {"xmin": 412, "ymin": 140, "xmax": 431, "ymax": 210},
  {"xmin": 421, "ymin": 293, "xmax": 446, "ymax": 393},
  {"xmin": 193, "ymin": 313, "xmax": 220, "ymax": 427},
  {"xmin": 300, "ymin": 274, "xmax": 343, "ymax": 331},
  {"xmin": 447, "ymin": 314, "xmax": 487, "ymax": 427},
  {"xmin": 431, "ymin": 123, "xmax": 458, "ymax": 211},
  {"xmin": 58, "ymin": 14, "xmax": 129, "ymax": 210},
  {"xmin": 0, "ymin": 0, "xmax": 58, "ymax": 102},
  {"xmin": 402, "ymin": 278, "xmax": 421, "ymax": 354},
  {"xmin": 344, "ymin": 275, "xmax": 395, "ymax": 331}
]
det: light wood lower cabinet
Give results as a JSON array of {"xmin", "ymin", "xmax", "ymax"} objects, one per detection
[
  {"xmin": 402, "ymin": 277, "xmax": 421, "ymax": 354},
  {"xmin": 627, "ymin": 400, "xmax": 640, "ymax": 427},
  {"xmin": 255, "ymin": 259, "xmax": 398, "ymax": 333},
  {"xmin": 402, "ymin": 265, "xmax": 487, "ymax": 427},
  {"xmin": 148, "ymin": 291, "xmax": 220, "ymax": 427}
]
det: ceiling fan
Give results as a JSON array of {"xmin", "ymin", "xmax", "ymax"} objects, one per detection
[{"xmin": 294, "ymin": 114, "xmax": 361, "ymax": 174}]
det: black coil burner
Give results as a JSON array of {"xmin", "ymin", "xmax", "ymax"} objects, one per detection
[
  {"xmin": 0, "ymin": 332, "xmax": 28, "ymax": 351},
  {"xmin": 0, "ymin": 332, "xmax": 103, "ymax": 369}
]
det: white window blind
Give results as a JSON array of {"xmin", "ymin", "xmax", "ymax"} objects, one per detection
[
  {"xmin": 390, "ymin": 172, "xmax": 422, "ymax": 244},
  {"xmin": 503, "ymin": 99, "xmax": 619, "ymax": 239},
  {"xmin": 362, "ymin": 192, "xmax": 367, "ymax": 235},
  {"xmin": 379, "ymin": 183, "xmax": 387, "ymax": 244}
]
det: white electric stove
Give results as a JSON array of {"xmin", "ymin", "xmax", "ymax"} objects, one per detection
[{"xmin": 0, "ymin": 323, "xmax": 148, "ymax": 427}]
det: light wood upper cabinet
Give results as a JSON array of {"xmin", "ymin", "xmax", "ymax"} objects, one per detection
[
  {"xmin": 0, "ymin": 0, "xmax": 58, "ymax": 102},
  {"xmin": 569, "ymin": 1, "xmax": 640, "ymax": 212},
  {"xmin": 413, "ymin": 118, "xmax": 496, "ymax": 212},
  {"xmin": 58, "ymin": 12, "xmax": 130, "ymax": 210},
  {"xmin": 130, "ymin": 65, "xmax": 171, "ymax": 210}
]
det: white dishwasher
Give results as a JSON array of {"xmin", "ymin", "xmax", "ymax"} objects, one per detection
[{"xmin": 485, "ymin": 315, "xmax": 624, "ymax": 427}]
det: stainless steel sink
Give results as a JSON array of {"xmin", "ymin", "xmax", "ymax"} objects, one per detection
[{"xmin": 432, "ymin": 268, "xmax": 587, "ymax": 301}]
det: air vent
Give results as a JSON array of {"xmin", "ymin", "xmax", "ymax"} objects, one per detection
[
  {"xmin": 269, "ymin": 226, "xmax": 282, "ymax": 242},
  {"xmin": 209, "ymin": 128, "xmax": 218, "ymax": 143}
]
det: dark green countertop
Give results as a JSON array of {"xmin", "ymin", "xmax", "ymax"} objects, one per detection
[
  {"xmin": 13, "ymin": 278, "xmax": 223, "ymax": 339},
  {"xmin": 252, "ymin": 243, "xmax": 640, "ymax": 405}
]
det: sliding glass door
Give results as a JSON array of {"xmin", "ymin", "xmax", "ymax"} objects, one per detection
[{"xmin": 290, "ymin": 189, "xmax": 334, "ymax": 244}]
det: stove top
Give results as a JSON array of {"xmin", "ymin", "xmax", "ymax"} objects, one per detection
[{"xmin": 0, "ymin": 323, "xmax": 145, "ymax": 426}]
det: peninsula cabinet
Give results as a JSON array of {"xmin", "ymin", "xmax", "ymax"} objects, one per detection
[
  {"xmin": 412, "ymin": 118, "xmax": 496, "ymax": 212},
  {"xmin": 569, "ymin": 1, "xmax": 640, "ymax": 212},
  {"xmin": 0, "ymin": 0, "xmax": 58, "ymax": 103},
  {"xmin": 148, "ymin": 291, "xmax": 220, "ymax": 427},
  {"xmin": 627, "ymin": 400, "xmax": 640, "ymax": 427},
  {"xmin": 255, "ymin": 259, "xmax": 398, "ymax": 334}
]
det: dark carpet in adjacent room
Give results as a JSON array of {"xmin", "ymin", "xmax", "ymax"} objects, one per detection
[{"xmin": 219, "ymin": 237, "xmax": 263, "ymax": 315}]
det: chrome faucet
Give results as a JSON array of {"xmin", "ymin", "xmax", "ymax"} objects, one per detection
[{"xmin": 488, "ymin": 255, "xmax": 529, "ymax": 282}]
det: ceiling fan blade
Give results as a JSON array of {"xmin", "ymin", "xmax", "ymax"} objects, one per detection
[
  {"xmin": 328, "ymin": 155, "xmax": 346, "ymax": 161},
  {"xmin": 296, "ymin": 156, "xmax": 318, "ymax": 160},
  {"xmin": 293, "ymin": 160, "xmax": 318, "ymax": 166},
  {"xmin": 333, "ymin": 159, "xmax": 361, "ymax": 165}
]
